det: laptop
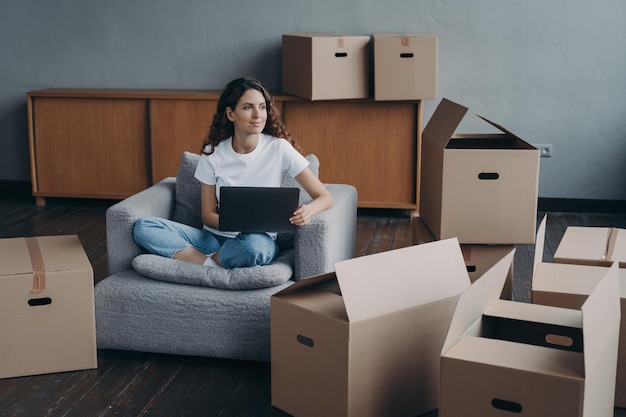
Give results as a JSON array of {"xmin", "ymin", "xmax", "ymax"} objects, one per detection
[{"xmin": 218, "ymin": 186, "xmax": 300, "ymax": 233}]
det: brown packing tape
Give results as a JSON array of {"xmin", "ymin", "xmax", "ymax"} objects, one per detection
[
  {"xmin": 25, "ymin": 237, "xmax": 46, "ymax": 293},
  {"xmin": 336, "ymin": 37, "xmax": 344, "ymax": 48},
  {"xmin": 401, "ymin": 36, "xmax": 410, "ymax": 47}
]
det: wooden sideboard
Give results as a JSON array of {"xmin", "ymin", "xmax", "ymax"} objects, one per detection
[{"xmin": 27, "ymin": 89, "xmax": 423, "ymax": 210}]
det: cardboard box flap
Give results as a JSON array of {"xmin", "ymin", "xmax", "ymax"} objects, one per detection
[
  {"xmin": 554, "ymin": 227, "xmax": 611, "ymax": 262},
  {"xmin": 610, "ymin": 228, "xmax": 626, "ymax": 262},
  {"xmin": 475, "ymin": 114, "xmax": 527, "ymax": 144},
  {"xmin": 441, "ymin": 249, "xmax": 515, "ymax": 354},
  {"xmin": 533, "ymin": 262, "xmax": 611, "ymax": 296},
  {"xmin": 334, "ymin": 238, "xmax": 470, "ymax": 323},
  {"xmin": 422, "ymin": 98, "xmax": 468, "ymax": 148},
  {"xmin": 581, "ymin": 262, "xmax": 620, "ymax": 376},
  {"xmin": 533, "ymin": 215, "xmax": 548, "ymax": 275},
  {"xmin": 273, "ymin": 272, "xmax": 337, "ymax": 297}
]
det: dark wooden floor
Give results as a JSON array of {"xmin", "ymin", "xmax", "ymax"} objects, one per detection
[{"xmin": 1, "ymin": 184, "xmax": 625, "ymax": 417}]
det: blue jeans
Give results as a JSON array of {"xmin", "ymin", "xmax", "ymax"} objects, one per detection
[{"xmin": 133, "ymin": 217, "xmax": 280, "ymax": 268}]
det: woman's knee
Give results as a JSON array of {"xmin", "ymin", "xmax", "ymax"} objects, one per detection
[{"xmin": 222, "ymin": 233, "xmax": 278, "ymax": 267}]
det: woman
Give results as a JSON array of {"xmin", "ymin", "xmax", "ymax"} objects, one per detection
[{"xmin": 133, "ymin": 77, "xmax": 333, "ymax": 268}]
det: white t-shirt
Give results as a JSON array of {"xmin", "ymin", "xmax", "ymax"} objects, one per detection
[{"xmin": 194, "ymin": 133, "xmax": 309, "ymax": 237}]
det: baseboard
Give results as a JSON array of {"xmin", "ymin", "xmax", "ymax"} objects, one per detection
[
  {"xmin": 538, "ymin": 197, "xmax": 626, "ymax": 214},
  {"xmin": 0, "ymin": 180, "xmax": 32, "ymax": 199}
]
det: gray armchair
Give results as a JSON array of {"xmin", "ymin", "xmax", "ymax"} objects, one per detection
[{"xmin": 94, "ymin": 153, "xmax": 357, "ymax": 362}]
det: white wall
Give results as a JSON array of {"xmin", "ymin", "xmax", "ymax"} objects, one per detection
[{"xmin": 2, "ymin": 0, "xmax": 625, "ymax": 199}]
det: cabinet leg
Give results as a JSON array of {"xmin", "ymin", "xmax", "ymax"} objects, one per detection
[{"xmin": 35, "ymin": 196, "xmax": 46, "ymax": 206}]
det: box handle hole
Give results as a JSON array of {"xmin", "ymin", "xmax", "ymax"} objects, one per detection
[
  {"xmin": 545, "ymin": 334, "xmax": 574, "ymax": 347},
  {"xmin": 335, "ymin": 52, "xmax": 348, "ymax": 58},
  {"xmin": 297, "ymin": 334, "xmax": 314, "ymax": 348},
  {"xmin": 466, "ymin": 265, "xmax": 477, "ymax": 273},
  {"xmin": 478, "ymin": 172, "xmax": 500, "ymax": 180},
  {"xmin": 28, "ymin": 297, "xmax": 52, "ymax": 307},
  {"xmin": 400, "ymin": 53, "xmax": 414, "ymax": 58},
  {"xmin": 491, "ymin": 398, "xmax": 522, "ymax": 413}
]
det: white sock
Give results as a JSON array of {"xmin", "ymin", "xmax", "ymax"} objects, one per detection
[{"xmin": 203, "ymin": 253, "xmax": 224, "ymax": 268}]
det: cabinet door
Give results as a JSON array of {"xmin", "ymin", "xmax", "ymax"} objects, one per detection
[
  {"xmin": 150, "ymin": 99, "xmax": 217, "ymax": 183},
  {"xmin": 31, "ymin": 98, "xmax": 150, "ymax": 198},
  {"xmin": 283, "ymin": 100, "xmax": 420, "ymax": 209}
]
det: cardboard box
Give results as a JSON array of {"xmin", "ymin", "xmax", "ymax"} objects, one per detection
[
  {"xmin": 440, "ymin": 239, "xmax": 620, "ymax": 417},
  {"xmin": 419, "ymin": 98, "xmax": 540, "ymax": 244},
  {"xmin": 411, "ymin": 213, "xmax": 513, "ymax": 300},
  {"xmin": 271, "ymin": 239, "xmax": 472, "ymax": 417},
  {"xmin": 0, "ymin": 235, "xmax": 97, "ymax": 379},
  {"xmin": 534, "ymin": 223, "xmax": 626, "ymax": 407},
  {"xmin": 282, "ymin": 33, "xmax": 370, "ymax": 100},
  {"xmin": 373, "ymin": 33, "xmax": 437, "ymax": 101}
]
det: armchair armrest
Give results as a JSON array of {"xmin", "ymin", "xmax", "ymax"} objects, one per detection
[
  {"xmin": 106, "ymin": 178, "xmax": 176, "ymax": 275},
  {"xmin": 293, "ymin": 184, "xmax": 358, "ymax": 280}
]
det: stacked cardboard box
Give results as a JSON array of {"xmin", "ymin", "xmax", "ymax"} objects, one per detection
[
  {"xmin": 532, "ymin": 221, "xmax": 626, "ymax": 408},
  {"xmin": 372, "ymin": 33, "xmax": 437, "ymax": 101},
  {"xmin": 281, "ymin": 32, "xmax": 437, "ymax": 101},
  {"xmin": 0, "ymin": 235, "xmax": 97, "ymax": 379}
]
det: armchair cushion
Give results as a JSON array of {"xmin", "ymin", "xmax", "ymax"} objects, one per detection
[{"xmin": 131, "ymin": 249, "xmax": 294, "ymax": 290}]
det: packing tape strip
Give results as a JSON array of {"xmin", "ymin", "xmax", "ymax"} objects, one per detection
[
  {"xmin": 336, "ymin": 37, "xmax": 344, "ymax": 48},
  {"xmin": 401, "ymin": 36, "xmax": 410, "ymax": 47},
  {"xmin": 25, "ymin": 237, "xmax": 46, "ymax": 293}
]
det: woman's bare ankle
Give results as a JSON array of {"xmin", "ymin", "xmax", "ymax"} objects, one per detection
[{"xmin": 173, "ymin": 247, "xmax": 209, "ymax": 265}]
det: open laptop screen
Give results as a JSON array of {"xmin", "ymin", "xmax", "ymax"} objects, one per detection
[{"xmin": 218, "ymin": 186, "xmax": 300, "ymax": 233}]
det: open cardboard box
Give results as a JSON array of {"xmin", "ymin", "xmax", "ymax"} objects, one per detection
[
  {"xmin": 372, "ymin": 33, "xmax": 437, "ymax": 100},
  {"xmin": 271, "ymin": 239, "xmax": 473, "ymax": 417},
  {"xmin": 412, "ymin": 213, "xmax": 513, "ymax": 299},
  {"xmin": 439, "ymin": 218, "xmax": 620, "ymax": 417},
  {"xmin": 533, "ymin": 221, "xmax": 626, "ymax": 407},
  {"xmin": 282, "ymin": 33, "xmax": 371, "ymax": 100},
  {"xmin": 0, "ymin": 235, "xmax": 97, "ymax": 379},
  {"xmin": 419, "ymin": 98, "xmax": 540, "ymax": 244}
]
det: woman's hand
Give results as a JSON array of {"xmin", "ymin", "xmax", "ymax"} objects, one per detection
[
  {"xmin": 291, "ymin": 167, "xmax": 334, "ymax": 227},
  {"xmin": 289, "ymin": 204, "xmax": 314, "ymax": 226}
]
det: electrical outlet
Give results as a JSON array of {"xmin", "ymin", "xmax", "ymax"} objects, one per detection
[{"xmin": 537, "ymin": 144, "xmax": 552, "ymax": 158}]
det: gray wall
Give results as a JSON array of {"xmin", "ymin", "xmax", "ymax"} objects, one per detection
[{"xmin": 2, "ymin": 0, "xmax": 625, "ymax": 200}]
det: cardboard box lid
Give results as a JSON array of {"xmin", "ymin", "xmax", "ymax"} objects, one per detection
[
  {"xmin": 373, "ymin": 32, "xmax": 437, "ymax": 41},
  {"xmin": 554, "ymin": 226, "xmax": 626, "ymax": 265},
  {"xmin": 422, "ymin": 98, "xmax": 528, "ymax": 150},
  {"xmin": 334, "ymin": 238, "xmax": 470, "ymax": 323},
  {"xmin": 0, "ymin": 235, "xmax": 91, "ymax": 276},
  {"xmin": 441, "ymin": 249, "xmax": 515, "ymax": 353}
]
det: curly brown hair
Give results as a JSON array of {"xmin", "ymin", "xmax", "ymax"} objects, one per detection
[{"xmin": 201, "ymin": 77, "xmax": 301, "ymax": 155}]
